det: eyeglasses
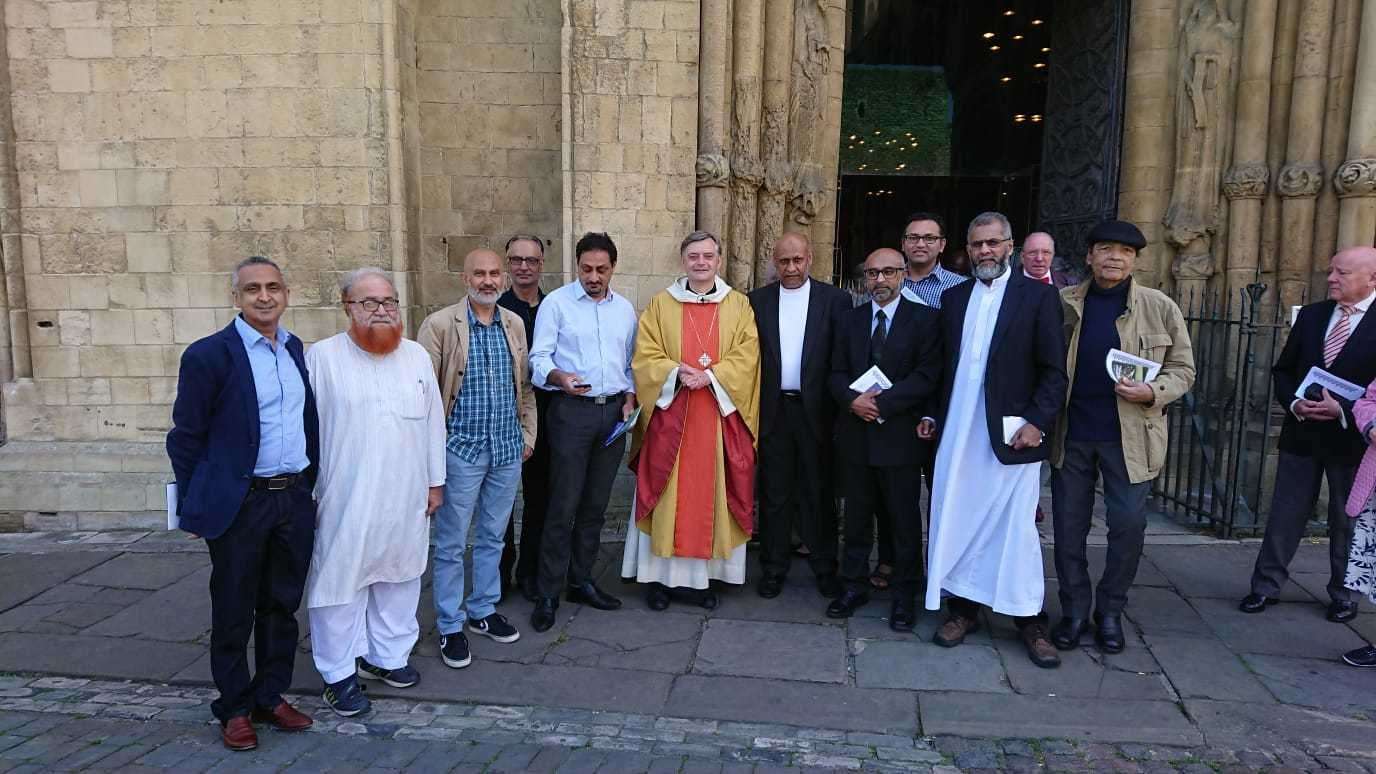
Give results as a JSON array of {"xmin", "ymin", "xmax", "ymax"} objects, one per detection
[
  {"xmin": 346, "ymin": 298, "xmax": 400, "ymax": 312},
  {"xmin": 862, "ymin": 267, "xmax": 904, "ymax": 280},
  {"xmin": 902, "ymin": 234, "xmax": 944, "ymax": 244},
  {"xmin": 969, "ymin": 238, "xmax": 1010, "ymax": 250},
  {"xmin": 508, "ymin": 256, "xmax": 543, "ymax": 266}
]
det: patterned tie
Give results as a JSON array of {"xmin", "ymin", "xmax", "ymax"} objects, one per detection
[
  {"xmin": 870, "ymin": 309, "xmax": 887, "ymax": 366},
  {"xmin": 1323, "ymin": 305, "xmax": 1354, "ymax": 367}
]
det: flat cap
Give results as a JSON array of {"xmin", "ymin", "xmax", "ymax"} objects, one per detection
[{"xmin": 1086, "ymin": 220, "xmax": 1147, "ymax": 251}]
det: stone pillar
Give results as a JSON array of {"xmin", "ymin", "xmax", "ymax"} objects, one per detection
[
  {"xmin": 0, "ymin": 4, "xmax": 28, "ymax": 385},
  {"xmin": 1335, "ymin": 0, "xmax": 1376, "ymax": 248},
  {"xmin": 1311, "ymin": 0, "xmax": 1361, "ymax": 293},
  {"xmin": 727, "ymin": 0, "xmax": 764, "ymax": 288},
  {"xmin": 695, "ymin": 0, "xmax": 731, "ymax": 239},
  {"xmin": 1259, "ymin": 0, "xmax": 1300, "ymax": 293},
  {"xmin": 754, "ymin": 0, "xmax": 794, "ymax": 284},
  {"xmin": 1222, "ymin": 1, "xmax": 1278, "ymax": 300},
  {"xmin": 795, "ymin": 0, "xmax": 845, "ymax": 282},
  {"xmin": 1276, "ymin": 0, "xmax": 1335, "ymax": 311}
]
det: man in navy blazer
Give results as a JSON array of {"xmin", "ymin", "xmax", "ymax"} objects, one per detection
[{"xmin": 167, "ymin": 256, "xmax": 319, "ymax": 751}]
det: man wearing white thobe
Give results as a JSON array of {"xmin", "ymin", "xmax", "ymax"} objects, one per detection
[
  {"xmin": 305, "ymin": 268, "xmax": 446, "ymax": 717},
  {"xmin": 919, "ymin": 212, "xmax": 1067, "ymax": 668}
]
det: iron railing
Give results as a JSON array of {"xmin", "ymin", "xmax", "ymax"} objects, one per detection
[{"xmin": 1153, "ymin": 283, "xmax": 1293, "ymax": 538}]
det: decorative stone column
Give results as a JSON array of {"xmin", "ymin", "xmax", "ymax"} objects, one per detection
[
  {"xmin": 1276, "ymin": 0, "xmax": 1335, "ymax": 310},
  {"xmin": 754, "ymin": 0, "xmax": 795, "ymax": 284},
  {"xmin": 695, "ymin": 0, "xmax": 731, "ymax": 240},
  {"xmin": 1335, "ymin": 0, "xmax": 1376, "ymax": 248},
  {"xmin": 1259, "ymin": 0, "xmax": 1300, "ymax": 293},
  {"xmin": 1222, "ymin": 1, "xmax": 1278, "ymax": 302},
  {"xmin": 727, "ymin": 0, "xmax": 764, "ymax": 288},
  {"xmin": 1311, "ymin": 0, "xmax": 1361, "ymax": 291}
]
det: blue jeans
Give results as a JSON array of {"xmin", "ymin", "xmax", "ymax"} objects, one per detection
[{"xmin": 433, "ymin": 448, "xmax": 521, "ymax": 635}]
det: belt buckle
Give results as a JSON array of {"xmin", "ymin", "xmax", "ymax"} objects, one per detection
[
  {"xmin": 593, "ymin": 395, "xmax": 608, "ymax": 405},
  {"xmin": 267, "ymin": 476, "xmax": 290, "ymax": 491}
]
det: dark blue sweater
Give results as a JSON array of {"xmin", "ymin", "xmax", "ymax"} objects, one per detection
[{"xmin": 1067, "ymin": 280, "xmax": 1130, "ymax": 442}]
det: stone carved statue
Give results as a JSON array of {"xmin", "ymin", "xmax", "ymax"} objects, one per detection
[
  {"xmin": 1335, "ymin": 158, "xmax": 1376, "ymax": 198},
  {"xmin": 1163, "ymin": 0, "xmax": 1238, "ymax": 285},
  {"xmin": 788, "ymin": 0, "xmax": 832, "ymax": 227}
]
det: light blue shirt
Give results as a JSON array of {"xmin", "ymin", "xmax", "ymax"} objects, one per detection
[
  {"xmin": 234, "ymin": 315, "xmax": 309, "ymax": 477},
  {"xmin": 530, "ymin": 281, "xmax": 637, "ymax": 397}
]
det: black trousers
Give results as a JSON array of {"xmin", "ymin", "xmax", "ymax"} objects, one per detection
[
  {"xmin": 504, "ymin": 389, "xmax": 552, "ymax": 584},
  {"xmin": 205, "ymin": 482, "xmax": 314, "ymax": 722},
  {"xmin": 1250, "ymin": 451, "xmax": 1357, "ymax": 603},
  {"xmin": 1051, "ymin": 441, "xmax": 1151, "ymax": 618},
  {"xmin": 538, "ymin": 394, "xmax": 626, "ymax": 598},
  {"xmin": 841, "ymin": 462, "xmax": 922, "ymax": 601},
  {"xmin": 758, "ymin": 396, "xmax": 837, "ymax": 580}
]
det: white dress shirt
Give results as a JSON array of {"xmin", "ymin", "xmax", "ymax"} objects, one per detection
[
  {"xmin": 529, "ymin": 280, "xmax": 638, "ymax": 397},
  {"xmin": 870, "ymin": 296, "xmax": 901, "ymax": 335},
  {"xmin": 778, "ymin": 281, "xmax": 810, "ymax": 391}
]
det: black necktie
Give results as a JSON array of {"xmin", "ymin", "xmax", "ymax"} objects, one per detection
[{"xmin": 870, "ymin": 309, "xmax": 887, "ymax": 366}]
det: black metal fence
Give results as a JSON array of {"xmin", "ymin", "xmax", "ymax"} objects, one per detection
[{"xmin": 1152, "ymin": 283, "xmax": 1293, "ymax": 538}]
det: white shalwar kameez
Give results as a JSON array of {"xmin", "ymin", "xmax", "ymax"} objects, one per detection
[
  {"xmin": 305, "ymin": 333, "xmax": 446, "ymax": 683},
  {"xmin": 924, "ymin": 270, "xmax": 1045, "ymax": 617}
]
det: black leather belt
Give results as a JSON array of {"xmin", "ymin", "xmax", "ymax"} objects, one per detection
[
  {"xmin": 780, "ymin": 390, "xmax": 802, "ymax": 399},
  {"xmin": 558, "ymin": 391, "xmax": 625, "ymax": 406},
  {"xmin": 249, "ymin": 473, "xmax": 302, "ymax": 491}
]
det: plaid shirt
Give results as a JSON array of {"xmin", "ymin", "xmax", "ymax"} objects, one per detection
[
  {"xmin": 902, "ymin": 264, "xmax": 968, "ymax": 308},
  {"xmin": 446, "ymin": 307, "xmax": 523, "ymax": 466}
]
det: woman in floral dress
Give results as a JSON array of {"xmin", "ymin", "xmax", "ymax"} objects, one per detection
[{"xmin": 1341, "ymin": 377, "xmax": 1376, "ymax": 668}]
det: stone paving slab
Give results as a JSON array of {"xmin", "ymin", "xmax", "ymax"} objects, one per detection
[
  {"xmin": 1143, "ymin": 634, "xmax": 1276, "ymax": 703},
  {"xmin": 693, "ymin": 620, "xmax": 847, "ymax": 683},
  {"xmin": 0, "ymin": 552, "xmax": 113, "ymax": 611},
  {"xmin": 919, "ymin": 692, "xmax": 1204, "ymax": 746},
  {"xmin": 1240, "ymin": 653, "xmax": 1376, "ymax": 715},
  {"xmin": 67, "ymin": 552, "xmax": 206, "ymax": 590},
  {"xmin": 544, "ymin": 609, "xmax": 703, "ymax": 673},
  {"xmin": 1185, "ymin": 698, "xmax": 1376, "ymax": 756},
  {"xmin": 855, "ymin": 639, "xmax": 1010, "ymax": 693},
  {"xmin": 1142, "ymin": 542, "xmax": 1316, "ymax": 601},
  {"xmin": 1191, "ymin": 596, "xmax": 1369, "ymax": 656},
  {"xmin": 665, "ymin": 675, "xmax": 918, "ymax": 734},
  {"xmin": 0, "ymin": 631, "xmax": 203, "ymax": 681},
  {"xmin": 85, "ymin": 565, "xmax": 212, "ymax": 642}
]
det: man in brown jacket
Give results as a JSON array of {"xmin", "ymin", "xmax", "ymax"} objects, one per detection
[
  {"xmin": 417, "ymin": 248, "xmax": 537, "ymax": 671},
  {"xmin": 1047, "ymin": 220, "xmax": 1195, "ymax": 654}
]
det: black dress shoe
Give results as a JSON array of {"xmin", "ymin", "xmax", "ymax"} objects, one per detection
[
  {"xmin": 519, "ymin": 576, "xmax": 540, "ymax": 603},
  {"xmin": 530, "ymin": 598, "xmax": 558, "ymax": 633},
  {"xmin": 816, "ymin": 574, "xmax": 843, "ymax": 599},
  {"xmin": 696, "ymin": 589, "xmax": 719, "ymax": 610},
  {"xmin": 1238, "ymin": 593, "xmax": 1279, "ymax": 613},
  {"xmin": 1342, "ymin": 645, "xmax": 1376, "ymax": 667},
  {"xmin": 757, "ymin": 575, "xmax": 784, "ymax": 599},
  {"xmin": 826, "ymin": 589, "xmax": 869, "ymax": 619},
  {"xmin": 889, "ymin": 599, "xmax": 915, "ymax": 632},
  {"xmin": 567, "ymin": 581, "xmax": 622, "ymax": 610},
  {"xmin": 1327, "ymin": 600, "xmax": 1358, "ymax": 623},
  {"xmin": 1094, "ymin": 612, "xmax": 1125, "ymax": 654},
  {"xmin": 1050, "ymin": 617, "xmax": 1090, "ymax": 650},
  {"xmin": 646, "ymin": 583, "xmax": 670, "ymax": 611}
]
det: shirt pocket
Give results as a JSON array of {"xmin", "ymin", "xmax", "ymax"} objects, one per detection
[
  {"xmin": 1139, "ymin": 332, "xmax": 1172, "ymax": 363},
  {"xmin": 394, "ymin": 378, "xmax": 429, "ymax": 420}
]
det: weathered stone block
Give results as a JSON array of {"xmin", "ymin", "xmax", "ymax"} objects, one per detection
[
  {"xmin": 133, "ymin": 309, "xmax": 174, "ymax": 345},
  {"xmin": 126, "ymin": 232, "xmax": 172, "ymax": 273}
]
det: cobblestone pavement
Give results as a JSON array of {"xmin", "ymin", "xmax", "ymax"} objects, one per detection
[{"xmin": 0, "ymin": 529, "xmax": 1371, "ymax": 771}]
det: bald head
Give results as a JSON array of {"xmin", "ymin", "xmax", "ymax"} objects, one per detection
[
  {"xmin": 1022, "ymin": 232, "xmax": 1055, "ymax": 280},
  {"xmin": 1328, "ymin": 246, "xmax": 1376, "ymax": 305},
  {"xmin": 464, "ymin": 248, "xmax": 504, "ymax": 307},
  {"xmin": 863, "ymin": 248, "xmax": 906, "ymax": 304},
  {"xmin": 464, "ymin": 248, "xmax": 502, "ymax": 273},
  {"xmin": 772, "ymin": 232, "xmax": 814, "ymax": 289}
]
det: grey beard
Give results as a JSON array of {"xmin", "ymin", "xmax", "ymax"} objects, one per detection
[
  {"xmin": 468, "ymin": 288, "xmax": 500, "ymax": 305},
  {"xmin": 974, "ymin": 258, "xmax": 1009, "ymax": 282}
]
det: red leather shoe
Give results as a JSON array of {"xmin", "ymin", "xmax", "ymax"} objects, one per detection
[
  {"xmin": 221, "ymin": 716, "xmax": 258, "ymax": 751},
  {"xmin": 250, "ymin": 701, "xmax": 314, "ymax": 731}
]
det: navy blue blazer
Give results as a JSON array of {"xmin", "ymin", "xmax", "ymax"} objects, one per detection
[{"xmin": 166, "ymin": 320, "xmax": 319, "ymax": 540}]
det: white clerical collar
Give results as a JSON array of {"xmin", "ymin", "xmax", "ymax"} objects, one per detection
[
  {"xmin": 780, "ymin": 279, "xmax": 810, "ymax": 296},
  {"xmin": 871, "ymin": 296, "xmax": 901, "ymax": 319},
  {"xmin": 667, "ymin": 275, "xmax": 733, "ymax": 303}
]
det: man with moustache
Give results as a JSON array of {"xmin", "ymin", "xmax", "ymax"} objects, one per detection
[
  {"xmin": 303, "ymin": 268, "xmax": 446, "ymax": 717},
  {"xmin": 921, "ymin": 212, "xmax": 1067, "ymax": 668},
  {"xmin": 749, "ymin": 233, "xmax": 851, "ymax": 599},
  {"xmin": 1020, "ymin": 232, "xmax": 1075, "ymax": 289},
  {"xmin": 624, "ymin": 231, "xmax": 761, "ymax": 611},
  {"xmin": 498, "ymin": 235, "xmax": 550, "ymax": 602},
  {"xmin": 168, "ymin": 256, "xmax": 318, "ymax": 749},
  {"xmin": 826, "ymin": 248, "xmax": 942, "ymax": 628},
  {"xmin": 419, "ymin": 250, "xmax": 538, "ymax": 667},
  {"xmin": 529, "ymin": 233, "xmax": 639, "ymax": 632},
  {"xmin": 1048, "ymin": 221, "xmax": 1195, "ymax": 653},
  {"xmin": 1242, "ymin": 246, "xmax": 1376, "ymax": 623}
]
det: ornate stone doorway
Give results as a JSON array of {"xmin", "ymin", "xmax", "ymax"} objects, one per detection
[{"xmin": 834, "ymin": 0, "xmax": 1129, "ymax": 283}]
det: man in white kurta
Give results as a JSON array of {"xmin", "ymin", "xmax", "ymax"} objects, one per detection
[
  {"xmin": 921, "ymin": 212, "xmax": 1066, "ymax": 669},
  {"xmin": 305, "ymin": 269, "xmax": 446, "ymax": 717}
]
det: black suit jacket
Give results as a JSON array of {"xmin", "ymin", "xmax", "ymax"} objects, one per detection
[
  {"xmin": 166, "ymin": 320, "xmax": 320, "ymax": 540},
  {"xmin": 749, "ymin": 279, "xmax": 853, "ymax": 443},
  {"xmin": 829, "ymin": 298, "xmax": 942, "ymax": 467},
  {"xmin": 1273, "ymin": 299, "xmax": 1376, "ymax": 459},
  {"xmin": 933, "ymin": 272, "xmax": 1067, "ymax": 465}
]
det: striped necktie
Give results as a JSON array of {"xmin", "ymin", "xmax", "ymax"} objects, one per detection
[{"xmin": 1323, "ymin": 304, "xmax": 1354, "ymax": 367}]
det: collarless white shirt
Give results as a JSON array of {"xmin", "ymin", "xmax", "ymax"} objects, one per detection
[{"xmin": 778, "ymin": 280, "xmax": 810, "ymax": 391}]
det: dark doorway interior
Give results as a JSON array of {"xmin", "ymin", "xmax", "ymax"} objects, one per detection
[{"xmin": 835, "ymin": 0, "xmax": 1055, "ymax": 283}]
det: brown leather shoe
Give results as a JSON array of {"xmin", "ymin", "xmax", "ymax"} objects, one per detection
[
  {"xmin": 251, "ymin": 701, "xmax": 313, "ymax": 731},
  {"xmin": 1021, "ymin": 622, "xmax": 1062, "ymax": 669},
  {"xmin": 221, "ymin": 716, "xmax": 258, "ymax": 751},
  {"xmin": 933, "ymin": 614, "xmax": 980, "ymax": 647}
]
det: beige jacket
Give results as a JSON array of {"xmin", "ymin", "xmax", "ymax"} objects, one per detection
[
  {"xmin": 1051, "ymin": 279, "xmax": 1196, "ymax": 483},
  {"xmin": 416, "ymin": 298, "xmax": 538, "ymax": 451}
]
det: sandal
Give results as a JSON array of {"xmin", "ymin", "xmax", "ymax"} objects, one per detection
[{"xmin": 869, "ymin": 565, "xmax": 892, "ymax": 590}]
